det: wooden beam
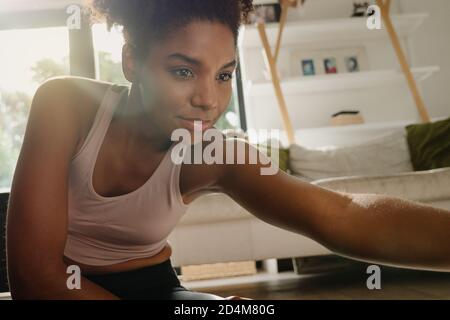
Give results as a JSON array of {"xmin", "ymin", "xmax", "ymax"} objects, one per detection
[
  {"xmin": 257, "ymin": 23, "xmax": 296, "ymax": 145},
  {"xmin": 382, "ymin": 0, "xmax": 392, "ymax": 13},
  {"xmin": 274, "ymin": 0, "xmax": 301, "ymax": 63},
  {"xmin": 281, "ymin": 0, "xmax": 299, "ymax": 8},
  {"xmin": 376, "ymin": 0, "xmax": 430, "ymax": 123},
  {"xmin": 376, "ymin": 0, "xmax": 392, "ymax": 12},
  {"xmin": 273, "ymin": 3, "xmax": 288, "ymax": 63}
]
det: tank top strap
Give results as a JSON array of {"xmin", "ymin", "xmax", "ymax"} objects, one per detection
[{"xmin": 71, "ymin": 84, "xmax": 129, "ymax": 162}]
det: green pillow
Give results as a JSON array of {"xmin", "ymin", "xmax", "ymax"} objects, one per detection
[
  {"xmin": 255, "ymin": 143, "xmax": 290, "ymax": 173},
  {"xmin": 406, "ymin": 117, "xmax": 450, "ymax": 171}
]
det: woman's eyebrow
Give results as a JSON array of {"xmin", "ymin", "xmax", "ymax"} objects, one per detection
[{"xmin": 166, "ymin": 53, "xmax": 236, "ymax": 69}]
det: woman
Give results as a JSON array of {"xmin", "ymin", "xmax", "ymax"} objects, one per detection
[{"xmin": 6, "ymin": 0, "xmax": 450, "ymax": 300}]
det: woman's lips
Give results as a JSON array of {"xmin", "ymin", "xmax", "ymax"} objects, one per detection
[{"xmin": 177, "ymin": 117, "xmax": 213, "ymax": 131}]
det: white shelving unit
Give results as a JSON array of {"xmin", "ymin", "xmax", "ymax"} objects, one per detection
[
  {"xmin": 239, "ymin": 14, "xmax": 429, "ymax": 48},
  {"xmin": 238, "ymin": 9, "xmax": 439, "ymax": 137},
  {"xmin": 248, "ymin": 66, "xmax": 440, "ymax": 96}
]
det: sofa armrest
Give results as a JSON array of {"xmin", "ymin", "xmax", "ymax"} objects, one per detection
[{"xmin": 311, "ymin": 167, "xmax": 450, "ymax": 203}]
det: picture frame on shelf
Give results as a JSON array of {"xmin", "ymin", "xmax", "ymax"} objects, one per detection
[
  {"xmin": 301, "ymin": 59, "xmax": 316, "ymax": 76},
  {"xmin": 290, "ymin": 47, "xmax": 369, "ymax": 77},
  {"xmin": 324, "ymin": 57, "xmax": 338, "ymax": 74},
  {"xmin": 245, "ymin": 3, "xmax": 282, "ymax": 24},
  {"xmin": 345, "ymin": 56, "xmax": 360, "ymax": 72}
]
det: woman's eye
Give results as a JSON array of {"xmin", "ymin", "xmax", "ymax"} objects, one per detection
[
  {"xmin": 171, "ymin": 68, "xmax": 194, "ymax": 80},
  {"xmin": 217, "ymin": 72, "xmax": 233, "ymax": 82},
  {"xmin": 170, "ymin": 69, "xmax": 232, "ymax": 82}
]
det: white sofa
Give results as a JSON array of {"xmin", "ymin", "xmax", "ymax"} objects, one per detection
[
  {"xmin": 168, "ymin": 123, "xmax": 450, "ymax": 269},
  {"xmin": 169, "ymin": 169, "xmax": 450, "ymax": 269}
]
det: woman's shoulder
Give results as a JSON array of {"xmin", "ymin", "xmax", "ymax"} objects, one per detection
[
  {"xmin": 36, "ymin": 76, "xmax": 116, "ymax": 102},
  {"xmin": 33, "ymin": 76, "xmax": 127, "ymax": 157}
]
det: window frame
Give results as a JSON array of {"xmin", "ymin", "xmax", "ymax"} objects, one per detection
[{"xmin": 0, "ymin": 7, "xmax": 247, "ymax": 129}]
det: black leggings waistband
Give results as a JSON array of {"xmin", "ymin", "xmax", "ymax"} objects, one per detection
[{"xmin": 84, "ymin": 258, "xmax": 186, "ymax": 299}]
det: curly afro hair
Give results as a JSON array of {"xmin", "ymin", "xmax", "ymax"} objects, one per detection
[{"xmin": 88, "ymin": 0, "xmax": 254, "ymax": 60}]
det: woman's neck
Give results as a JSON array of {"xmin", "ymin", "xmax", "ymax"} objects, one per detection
[{"xmin": 114, "ymin": 84, "xmax": 172, "ymax": 153}]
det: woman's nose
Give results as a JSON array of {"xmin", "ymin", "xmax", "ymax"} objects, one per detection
[{"xmin": 191, "ymin": 79, "xmax": 219, "ymax": 111}]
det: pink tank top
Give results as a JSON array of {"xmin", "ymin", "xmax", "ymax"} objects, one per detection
[{"xmin": 63, "ymin": 84, "xmax": 189, "ymax": 266}]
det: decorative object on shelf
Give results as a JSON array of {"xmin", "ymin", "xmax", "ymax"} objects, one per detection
[
  {"xmin": 290, "ymin": 48, "xmax": 368, "ymax": 77},
  {"xmin": 330, "ymin": 110, "xmax": 365, "ymax": 126},
  {"xmin": 301, "ymin": 59, "xmax": 315, "ymax": 76},
  {"xmin": 345, "ymin": 56, "xmax": 360, "ymax": 72},
  {"xmin": 324, "ymin": 57, "xmax": 338, "ymax": 74},
  {"xmin": 351, "ymin": 2, "xmax": 371, "ymax": 17},
  {"xmin": 245, "ymin": 3, "xmax": 281, "ymax": 24}
]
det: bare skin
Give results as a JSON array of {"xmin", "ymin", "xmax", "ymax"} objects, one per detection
[{"xmin": 6, "ymin": 20, "xmax": 450, "ymax": 300}]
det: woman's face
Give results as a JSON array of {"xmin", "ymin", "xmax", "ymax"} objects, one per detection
[{"xmin": 126, "ymin": 20, "xmax": 237, "ymax": 140}]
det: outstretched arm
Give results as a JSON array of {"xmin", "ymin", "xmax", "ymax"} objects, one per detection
[{"xmin": 217, "ymin": 141, "xmax": 450, "ymax": 272}]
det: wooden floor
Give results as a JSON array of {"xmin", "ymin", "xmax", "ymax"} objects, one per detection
[
  {"xmin": 1, "ymin": 262, "xmax": 449, "ymax": 300},
  {"xmin": 181, "ymin": 265, "xmax": 450, "ymax": 300}
]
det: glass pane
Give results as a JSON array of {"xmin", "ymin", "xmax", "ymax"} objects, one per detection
[
  {"xmin": 0, "ymin": 26, "xmax": 70, "ymax": 189},
  {"xmin": 214, "ymin": 76, "xmax": 242, "ymax": 131},
  {"xmin": 92, "ymin": 24, "xmax": 128, "ymax": 85},
  {"xmin": 92, "ymin": 23, "xmax": 242, "ymax": 130}
]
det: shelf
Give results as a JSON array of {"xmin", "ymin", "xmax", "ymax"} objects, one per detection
[
  {"xmin": 239, "ymin": 14, "xmax": 429, "ymax": 48},
  {"xmin": 294, "ymin": 117, "xmax": 448, "ymax": 135},
  {"xmin": 248, "ymin": 66, "xmax": 440, "ymax": 96},
  {"xmin": 274, "ymin": 117, "xmax": 448, "ymax": 148}
]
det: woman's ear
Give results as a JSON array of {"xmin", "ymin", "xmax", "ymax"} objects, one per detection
[{"xmin": 122, "ymin": 44, "xmax": 138, "ymax": 82}]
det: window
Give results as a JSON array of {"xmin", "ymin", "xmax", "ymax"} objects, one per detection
[
  {"xmin": 0, "ymin": 26, "xmax": 70, "ymax": 189},
  {"xmin": 214, "ymin": 80, "xmax": 242, "ymax": 131},
  {"xmin": 92, "ymin": 23, "xmax": 244, "ymax": 131},
  {"xmin": 92, "ymin": 24, "xmax": 128, "ymax": 85},
  {"xmin": 0, "ymin": 18, "xmax": 246, "ymax": 189}
]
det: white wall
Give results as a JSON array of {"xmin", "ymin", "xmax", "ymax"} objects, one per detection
[{"xmin": 399, "ymin": 0, "xmax": 450, "ymax": 119}]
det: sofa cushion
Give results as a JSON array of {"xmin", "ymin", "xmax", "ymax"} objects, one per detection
[
  {"xmin": 255, "ymin": 143, "xmax": 290, "ymax": 173},
  {"xmin": 289, "ymin": 129, "xmax": 413, "ymax": 181},
  {"xmin": 406, "ymin": 117, "xmax": 450, "ymax": 171},
  {"xmin": 179, "ymin": 193, "xmax": 253, "ymax": 225}
]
